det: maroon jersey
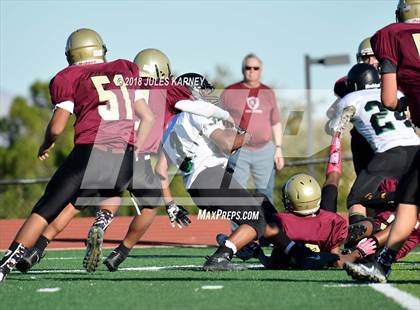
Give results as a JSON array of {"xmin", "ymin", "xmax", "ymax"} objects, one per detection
[
  {"xmin": 374, "ymin": 210, "xmax": 420, "ymax": 260},
  {"xmin": 138, "ymin": 79, "xmax": 191, "ymax": 154},
  {"xmin": 50, "ymin": 59, "xmax": 140, "ymax": 147},
  {"xmin": 274, "ymin": 209, "xmax": 348, "ymax": 252},
  {"xmin": 371, "ymin": 23, "xmax": 420, "ymax": 127},
  {"xmin": 220, "ymin": 82, "xmax": 280, "ymax": 150},
  {"xmin": 334, "ymin": 76, "xmax": 348, "ymax": 98}
]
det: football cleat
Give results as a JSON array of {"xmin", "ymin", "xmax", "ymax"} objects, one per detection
[
  {"xmin": 15, "ymin": 248, "xmax": 44, "ymax": 273},
  {"xmin": 0, "ymin": 267, "xmax": 7, "ymax": 283},
  {"xmin": 103, "ymin": 250, "xmax": 127, "ymax": 272},
  {"xmin": 344, "ymin": 260, "xmax": 390, "ymax": 283},
  {"xmin": 203, "ymin": 254, "xmax": 248, "ymax": 272},
  {"xmin": 0, "ymin": 244, "xmax": 27, "ymax": 283},
  {"xmin": 215, "ymin": 233, "xmax": 258, "ymax": 261},
  {"xmin": 83, "ymin": 226, "xmax": 104, "ymax": 273}
]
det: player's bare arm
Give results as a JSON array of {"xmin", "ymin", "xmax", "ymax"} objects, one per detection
[
  {"xmin": 38, "ymin": 108, "xmax": 71, "ymax": 160},
  {"xmin": 381, "ymin": 73, "xmax": 399, "ymax": 110},
  {"xmin": 271, "ymin": 122, "xmax": 284, "ymax": 170},
  {"xmin": 210, "ymin": 128, "xmax": 251, "ymax": 153},
  {"xmin": 133, "ymin": 98, "xmax": 155, "ymax": 153}
]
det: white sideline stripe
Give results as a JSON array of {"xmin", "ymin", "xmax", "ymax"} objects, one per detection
[
  {"xmin": 369, "ymin": 284, "xmax": 420, "ymax": 310},
  {"xmin": 23, "ymin": 263, "xmax": 263, "ymax": 274},
  {"xmin": 37, "ymin": 287, "xmax": 61, "ymax": 293},
  {"xmin": 201, "ymin": 285, "xmax": 224, "ymax": 290},
  {"xmin": 323, "ymin": 284, "xmax": 369, "ymax": 287}
]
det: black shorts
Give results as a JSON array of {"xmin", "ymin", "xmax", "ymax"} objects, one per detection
[
  {"xmin": 128, "ymin": 155, "xmax": 162, "ymax": 210},
  {"xmin": 350, "ymin": 128, "xmax": 375, "ymax": 176},
  {"xmin": 395, "ymin": 147, "xmax": 420, "ymax": 205},
  {"xmin": 187, "ymin": 166, "xmax": 270, "ymax": 239},
  {"xmin": 32, "ymin": 144, "xmax": 135, "ymax": 223},
  {"xmin": 347, "ymin": 145, "xmax": 419, "ymax": 208}
]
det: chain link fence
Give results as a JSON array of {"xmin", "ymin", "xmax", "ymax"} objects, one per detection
[{"xmin": 0, "ymin": 157, "xmax": 356, "ymax": 219}]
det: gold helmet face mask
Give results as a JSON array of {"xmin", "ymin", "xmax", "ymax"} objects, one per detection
[
  {"xmin": 282, "ymin": 174, "xmax": 322, "ymax": 216},
  {"xmin": 65, "ymin": 28, "xmax": 107, "ymax": 65},
  {"xmin": 356, "ymin": 37, "xmax": 374, "ymax": 63},
  {"xmin": 133, "ymin": 48, "xmax": 172, "ymax": 79},
  {"xmin": 396, "ymin": 0, "xmax": 420, "ymax": 22}
]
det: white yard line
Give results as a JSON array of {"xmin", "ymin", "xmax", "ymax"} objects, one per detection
[
  {"xmin": 21, "ymin": 263, "xmax": 263, "ymax": 274},
  {"xmin": 369, "ymin": 284, "xmax": 420, "ymax": 310}
]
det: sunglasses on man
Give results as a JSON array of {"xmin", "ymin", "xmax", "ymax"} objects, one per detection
[{"xmin": 245, "ymin": 66, "xmax": 260, "ymax": 71}]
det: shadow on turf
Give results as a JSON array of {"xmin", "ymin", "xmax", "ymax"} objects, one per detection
[
  {"xmin": 54, "ymin": 238, "xmax": 204, "ymax": 247},
  {"xmin": 127, "ymin": 254, "xmax": 204, "ymax": 259},
  {"xmin": 9, "ymin": 275, "xmax": 420, "ymax": 285}
]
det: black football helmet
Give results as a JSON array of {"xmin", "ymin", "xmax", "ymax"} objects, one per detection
[
  {"xmin": 175, "ymin": 73, "xmax": 218, "ymax": 103},
  {"xmin": 346, "ymin": 63, "xmax": 380, "ymax": 93}
]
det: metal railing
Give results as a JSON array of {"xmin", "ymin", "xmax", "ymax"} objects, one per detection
[{"xmin": 0, "ymin": 156, "xmax": 353, "ymax": 186}]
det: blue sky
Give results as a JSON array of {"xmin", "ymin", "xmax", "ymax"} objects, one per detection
[{"xmin": 1, "ymin": 0, "xmax": 396, "ymax": 97}]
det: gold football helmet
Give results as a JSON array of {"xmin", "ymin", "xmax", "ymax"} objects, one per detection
[
  {"xmin": 356, "ymin": 37, "xmax": 374, "ymax": 63},
  {"xmin": 133, "ymin": 48, "xmax": 171, "ymax": 79},
  {"xmin": 282, "ymin": 174, "xmax": 322, "ymax": 215},
  {"xmin": 396, "ymin": 0, "xmax": 420, "ymax": 22},
  {"xmin": 65, "ymin": 28, "xmax": 107, "ymax": 65}
]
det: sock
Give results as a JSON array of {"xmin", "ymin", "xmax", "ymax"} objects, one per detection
[
  {"xmin": 224, "ymin": 240, "xmax": 237, "ymax": 254},
  {"xmin": 116, "ymin": 243, "xmax": 130, "ymax": 257},
  {"xmin": 284, "ymin": 241, "xmax": 296, "ymax": 255},
  {"xmin": 377, "ymin": 247, "xmax": 397, "ymax": 269},
  {"xmin": 34, "ymin": 235, "xmax": 50, "ymax": 254},
  {"xmin": 93, "ymin": 209, "xmax": 114, "ymax": 231},
  {"xmin": 213, "ymin": 245, "xmax": 234, "ymax": 260}
]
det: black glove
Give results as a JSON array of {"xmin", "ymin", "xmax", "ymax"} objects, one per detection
[{"xmin": 166, "ymin": 201, "xmax": 191, "ymax": 228}]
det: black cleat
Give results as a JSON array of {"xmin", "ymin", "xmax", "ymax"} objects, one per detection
[
  {"xmin": 83, "ymin": 226, "xmax": 104, "ymax": 273},
  {"xmin": 0, "ymin": 244, "xmax": 27, "ymax": 283},
  {"xmin": 215, "ymin": 234, "xmax": 258, "ymax": 262},
  {"xmin": 344, "ymin": 260, "xmax": 390, "ymax": 283},
  {"xmin": 0, "ymin": 267, "xmax": 7, "ymax": 283},
  {"xmin": 203, "ymin": 247, "xmax": 248, "ymax": 272},
  {"xmin": 103, "ymin": 250, "xmax": 127, "ymax": 272},
  {"xmin": 15, "ymin": 248, "xmax": 43, "ymax": 273}
]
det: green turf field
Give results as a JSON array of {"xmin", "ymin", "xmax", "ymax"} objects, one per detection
[{"xmin": 1, "ymin": 247, "xmax": 419, "ymax": 310}]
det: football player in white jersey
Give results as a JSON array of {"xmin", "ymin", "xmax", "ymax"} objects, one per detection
[
  {"xmin": 329, "ymin": 64, "xmax": 420, "ymax": 245},
  {"xmin": 156, "ymin": 73, "xmax": 339, "ymax": 271}
]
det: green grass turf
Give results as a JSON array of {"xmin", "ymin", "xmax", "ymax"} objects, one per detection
[{"xmin": 1, "ymin": 247, "xmax": 419, "ymax": 310}]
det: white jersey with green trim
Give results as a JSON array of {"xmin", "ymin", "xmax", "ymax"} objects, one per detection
[
  {"xmin": 162, "ymin": 112, "xmax": 228, "ymax": 189},
  {"xmin": 333, "ymin": 88, "xmax": 419, "ymax": 153}
]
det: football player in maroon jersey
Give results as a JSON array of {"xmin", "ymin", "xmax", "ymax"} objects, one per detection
[
  {"xmin": 0, "ymin": 28, "xmax": 156, "ymax": 282},
  {"xmin": 345, "ymin": 0, "xmax": 420, "ymax": 283},
  {"xmin": 14, "ymin": 49, "xmax": 237, "ymax": 273}
]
